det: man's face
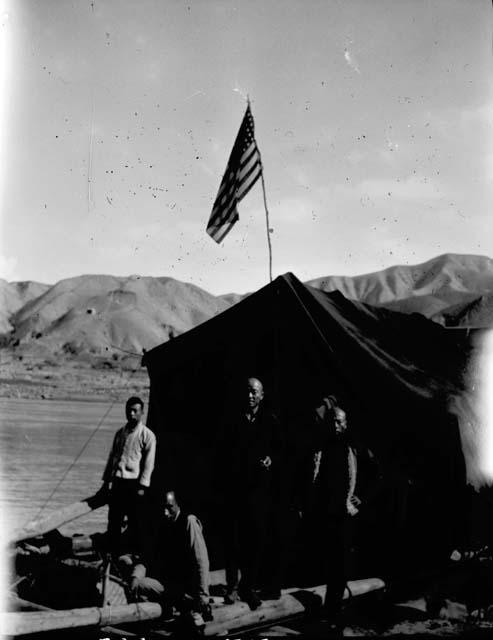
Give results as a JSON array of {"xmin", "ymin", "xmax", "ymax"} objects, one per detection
[
  {"xmin": 246, "ymin": 379, "xmax": 264, "ymax": 411},
  {"xmin": 334, "ymin": 407, "xmax": 347, "ymax": 435},
  {"xmin": 126, "ymin": 402, "xmax": 143, "ymax": 426},
  {"xmin": 315, "ymin": 398, "xmax": 347, "ymax": 438},
  {"xmin": 164, "ymin": 493, "xmax": 180, "ymax": 521}
]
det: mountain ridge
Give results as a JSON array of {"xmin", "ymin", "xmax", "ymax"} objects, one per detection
[{"xmin": 2, "ymin": 253, "xmax": 492, "ymax": 361}]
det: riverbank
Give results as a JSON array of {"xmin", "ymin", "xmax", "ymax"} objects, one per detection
[{"xmin": 0, "ymin": 356, "xmax": 149, "ymax": 402}]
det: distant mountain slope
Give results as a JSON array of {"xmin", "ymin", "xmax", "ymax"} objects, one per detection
[
  {"xmin": 5, "ymin": 274, "xmax": 230, "ymax": 357},
  {"xmin": 435, "ymin": 293, "xmax": 493, "ymax": 328},
  {"xmin": 0, "ymin": 279, "xmax": 50, "ymax": 333},
  {"xmin": 2, "ymin": 253, "xmax": 493, "ymax": 361},
  {"xmin": 307, "ymin": 253, "xmax": 493, "ymax": 327}
]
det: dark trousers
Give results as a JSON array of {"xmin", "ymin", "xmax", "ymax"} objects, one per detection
[
  {"xmin": 107, "ymin": 478, "xmax": 146, "ymax": 555},
  {"xmin": 322, "ymin": 518, "xmax": 349, "ymax": 619},
  {"xmin": 225, "ymin": 497, "xmax": 270, "ymax": 594},
  {"xmin": 300, "ymin": 510, "xmax": 349, "ymax": 618}
]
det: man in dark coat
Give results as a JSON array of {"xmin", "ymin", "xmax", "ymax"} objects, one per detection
[
  {"xmin": 222, "ymin": 377, "xmax": 282, "ymax": 609},
  {"xmin": 300, "ymin": 395, "xmax": 357, "ymax": 630},
  {"xmin": 126, "ymin": 490, "xmax": 212, "ymax": 627}
]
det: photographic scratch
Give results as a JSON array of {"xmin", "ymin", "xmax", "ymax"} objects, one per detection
[
  {"xmin": 87, "ymin": 94, "xmax": 95, "ymax": 212},
  {"xmin": 185, "ymin": 90, "xmax": 205, "ymax": 101},
  {"xmin": 344, "ymin": 48, "xmax": 360, "ymax": 74}
]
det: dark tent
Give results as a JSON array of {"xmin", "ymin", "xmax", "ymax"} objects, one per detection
[{"xmin": 142, "ymin": 273, "xmax": 475, "ymax": 582}]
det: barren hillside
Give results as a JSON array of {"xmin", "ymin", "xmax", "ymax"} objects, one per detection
[
  {"xmin": 2, "ymin": 253, "xmax": 493, "ymax": 365},
  {"xmin": 307, "ymin": 253, "xmax": 493, "ymax": 327},
  {"xmin": 0, "ymin": 279, "xmax": 50, "ymax": 334},
  {"xmin": 3, "ymin": 274, "xmax": 230, "ymax": 358}
]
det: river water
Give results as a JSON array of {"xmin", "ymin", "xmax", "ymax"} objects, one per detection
[{"xmin": 0, "ymin": 397, "xmax": 126, "ymax": 538}]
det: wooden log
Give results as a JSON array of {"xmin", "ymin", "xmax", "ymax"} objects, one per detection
[
  {"xmin": 1, "ymin": 602, "xmax": 162, "ymax": 636},
  {"xmin": 4, "ymin": 598, "xmax": 141, "ymax": 636},
  {"xmin": 101, "ymin": 625, "xmax": 139, "ymax": 636},
  {"xmin": 5, "ymin": 598, "xmax": 142, "ymax": 636},
  {"xmin": 1, "ymin": 577, "xmax": 384, "ymax": 637},
  {"xmin": 286, "ymin": 576, "xmax": 385, "ymax": 599},
  {"xmin": 8, "ymin": 597, "xmax": 52, "ymax": 612},
  {"xmin": 101, "ymin": 557, "xmax": 112, "ymax": 606},
  {"xmin": 205, "ymin": 594, "xmax": 309, "ymax": 636},
  {"xmin": 204, "ymin": 578, "xmax": 385, "ymax": 636},
  {"xmin": 8, "ymin": 490, "xmax": 108, "ymax": 544}
]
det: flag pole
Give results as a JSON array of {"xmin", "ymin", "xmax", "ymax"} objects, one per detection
[
  {"xmin": 260, "ymin": 169, "xmax": 273, "ymax": 283},
  {"xmin": 247, "ymin": 96, "xmax": 273, "ymax": 283}
]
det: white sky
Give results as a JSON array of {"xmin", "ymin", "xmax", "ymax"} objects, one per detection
[{"xmin": 0, "ymin": 0, "xmax": 492, "ymax": 294}]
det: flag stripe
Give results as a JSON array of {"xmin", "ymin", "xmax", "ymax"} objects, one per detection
[
  {"xmin": 239, "ymin": 148, "xmax": 261, "ymax": 180},
  {"xmin": 237, "ymin": 143, "xmax": 262, "ymax": 192},
  {"xmin": 208, "ymin": 213, "xmax": 239, "ymax": 243},
  {"xmin": 206, "ymin": 104, "xmax": 262, "ymax": 243},
  {"xmin": 209, "ymin": 197, "xmax": 238, "ymax": 231},
  {"xmin": 209, "ymin": 180, "xmax": 239, "ymax": 225},
  {"xmin": 215, "ymin": 170, "xmax": 236, "ymax": 201},
  {"xmin": 208, "ymin": 178, "xmax": 258, "ymax": 234},
  {"xmin": 236, "ymin": 159, "xmax": 262, "ymax": 201},
  {"xmin": 214, "ymin": 183, "xmax": 236, "ymax": 213},
  {"xmin": 208, "ymin": 165, "xmax": 260, "ymax": 233},
  {"xmin": 239, "ymin": 142, "xmax": 259, "ymax": 170},
  {"xmin": 210, "ymin": 151, "xmax": 261, "ymax": 227},
  {"xmin": 238, "ymin": 149, "xmax": 261, "ymax": 181}
]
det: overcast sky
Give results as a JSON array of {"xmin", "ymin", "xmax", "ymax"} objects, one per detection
[{"xmin": 1, "ymin": 0, "xmax": 492, "ymax": 294}]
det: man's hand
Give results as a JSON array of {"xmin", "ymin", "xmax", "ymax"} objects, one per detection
[
  {"xmin": 347, "ymin": 494, "xmax": 361, "ymax": 516},
  {"xmin": 350, "ymin": 495, "xmax": 361, "ymax": 507},
  {"xmin": 198, "ymin": 596, "xmax": 213, "ymax": 622},
  {"xmin": 260, "ymin": 456, "xmax": 272, "ymax": 470},
  {"xmin": 18, "ymin": 543, "xmax": 45, "ymax": 556},
  {"xmin": 129, "ymin": 576, "xmax": 141, "ymax": 598},
  {"xmin": 347, "ymin": 502, "xmax": 359, "ymax": 516}
]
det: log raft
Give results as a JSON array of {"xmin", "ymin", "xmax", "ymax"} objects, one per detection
[
  {"xmin": 2, "ymin": 577, "xmax": 385, "ymax": 637},
  {"xmin": 6, "ymin": 496, "xmax": 385, "ymax": 635}
]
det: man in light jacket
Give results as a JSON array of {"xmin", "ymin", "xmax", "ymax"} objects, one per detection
[{"xmin": 102, "ymin": 396, "xmax": 156, "ymax": 556}]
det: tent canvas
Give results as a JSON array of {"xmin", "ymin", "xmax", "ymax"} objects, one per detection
[{"xmin": 142, "ymin": 273, "xmax": 475, "ymax": 578}]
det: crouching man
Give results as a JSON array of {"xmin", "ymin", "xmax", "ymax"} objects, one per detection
[{"xmin": 126, "ymin": 490, "xmax": 212, "ymax": 628}]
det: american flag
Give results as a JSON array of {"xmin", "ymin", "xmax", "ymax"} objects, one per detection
[{"xmin": 206, "ymin": 104, "xmax": 263, "ymax": 243}]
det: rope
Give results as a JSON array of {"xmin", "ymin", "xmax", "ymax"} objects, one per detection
[
  {"xmin": 24, "ymin": 367, "xmax": 139, "ymax": 524},
  {"xmin": 107, "ymin": 342, "xmax": 143, "ymax": 358},
  {"xmin": 99, "ymin": 604, "xmax": 113, "ymax": 626}
]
